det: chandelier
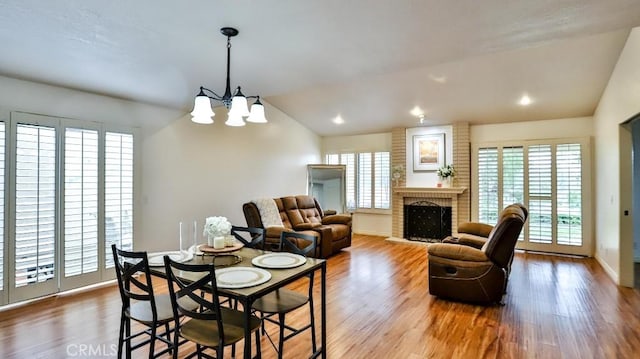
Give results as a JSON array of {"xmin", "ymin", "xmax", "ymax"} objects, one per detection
[{"xmin": 190, "ymin": 27, "xmax": 267, "ymax": 126}]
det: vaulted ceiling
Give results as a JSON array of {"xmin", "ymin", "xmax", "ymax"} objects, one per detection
[{"xmin": 1, "ymin": 0, "xmax": 639, "ymax": 136}]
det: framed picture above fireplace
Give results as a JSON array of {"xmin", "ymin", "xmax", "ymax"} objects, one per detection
[{"xmin": 412, "ymin": 133, "xmax": 445, "ymax": 171}]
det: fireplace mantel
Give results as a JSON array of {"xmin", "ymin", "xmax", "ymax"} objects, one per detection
[
  {"xmin": 392, "ymin": 186, "xmax": 467, "ymax": 239},
  {"xmin": 393, "ymin": 187, "xmax": 466, "ymax": 196}
]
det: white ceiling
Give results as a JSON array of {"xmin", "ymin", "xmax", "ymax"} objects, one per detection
[{"xmin": 1, "ymin": 0, "xmax": 639, "ymax": 136}]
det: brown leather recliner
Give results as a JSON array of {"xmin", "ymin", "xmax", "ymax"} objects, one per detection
[
  {"xmin": 427, "ymin": 204, "xmax": 527, "ymax": 304},
  {"xmin": 243, "ymin": 195, "xmax": 352, "ymax": 258}
]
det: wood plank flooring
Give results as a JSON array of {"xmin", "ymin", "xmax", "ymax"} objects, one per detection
[{"xmin": 1, "ymin": 234, "xmax": 639, "ymax": 358}]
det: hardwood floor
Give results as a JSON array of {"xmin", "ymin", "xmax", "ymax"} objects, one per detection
[{"xmin": 1, "ymin": 234, "xmax": 640, "ymax": 358}]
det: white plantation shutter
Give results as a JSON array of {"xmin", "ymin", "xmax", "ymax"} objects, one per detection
[
  {"xmin": 477, "ymin": 147, "xmax": 499, "ymax": 225},
  {"xmin": 325, "ymin": 154, "xmax": 339, "ymax": 164},
  {"xmin": 528, "ymin": 145, "xmax": 553, "ymax": 244},
  {"xmin": 556, "ymin": 144, "xmax": 582, "ymax": 245},
  {"xmin": 502, "ymin": 146, "xmax": 525, "ymax": 240},
  {"xmin": 358, "ymin": 153, "xmax": 372, "ymax": 208},
  {"xmin": 14, "ymin": 124, "xmax": 56, "ymax": 287},
  {"xmin": 325, "ymin": 151, "xmax": 390, "ymax": 211},
  {"xmin": 341, "ymin": 154, "xmax": 356, "ymax": 210},
  {"xmin": 374, "ymin": 152, "xmax": 390, "ymax": 209},
  {"xmin": 64, "ymin": 129, "xmax": 98, "ymax": 277},
  {"xmin": 0, "ymin": 122, "xmax": 4, "ymax": 291},
  {"xmin": 104, "ymin": 132, "xmax": 134, "ymax": 268}
]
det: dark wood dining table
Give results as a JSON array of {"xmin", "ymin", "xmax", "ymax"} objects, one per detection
[{"xmin": 149, "ymin": 247, "xmax": 327, "ymax": 359}]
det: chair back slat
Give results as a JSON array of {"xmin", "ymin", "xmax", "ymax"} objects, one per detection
[
  {"xmin": 231, "ymin": 225, "xmax": 266, "ymax": 250},
  {"xmin": 111, "ymin": 244, "xmax": 157, "ymax": 318},
  {"xmin": 163, "ymin": 257, "xmax": 225, "ymax": 337},
  {"xmin": 280, "ymin": 231, "xmax": 317, "ymax": 257}
]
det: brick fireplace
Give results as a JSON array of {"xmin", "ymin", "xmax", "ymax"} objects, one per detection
[{"xmin": 391, "ymin": 187, "xmax": 466, "ymax": 240}]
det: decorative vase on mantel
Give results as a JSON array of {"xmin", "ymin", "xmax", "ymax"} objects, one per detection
[{"xmin": 439, "ymin": 176, "xmax": 453, "ymax": 188}]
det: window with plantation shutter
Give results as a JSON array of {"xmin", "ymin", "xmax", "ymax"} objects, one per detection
[
  {"xmin": 556, "ymin": 144, "xmax": 582, "ymax": 246},
  {"xmin": 473, "ymin": 138, "xmax": 590, "ymax": 256},
  {"xmin": 477, "ymin": 147, "xmax": 499, "ymax": 225},
  {"xmin": 14, "ymin": 124, "xmax": 56, "ymax": 287},
  {"xmin": 104, "ymin": 132, "xmax": 134, "ymax": 268},
  {"xmin": 64, "ymin": 128, "xmax": 98, "ymax": 277},
  {"xmin": 325, "ymin": 151, "xmax": 390, "ymax": 211},
  {"xmin": 341, "ymin": 154, "xmax": 356, "ymax": 210},
  {"xmin": 358, "ymin": 153, "xmax": 372, "ymax": 208},
  {"xmin": 528, "ymin": 145, "xmax": 553, "ymax": 244},
  {"xmin": 374, "ymin": 152, "xmax": 390, "ymax": 209},
  {"xmin": 0, "ymin": 122, "xmax": 4, "ymax": 291}
]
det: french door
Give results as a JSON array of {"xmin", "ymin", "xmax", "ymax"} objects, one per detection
[
  {"xmin": 9, "ymin": 113, "xmax": 59, "ymax": 302},
  {"xmin": 1, "ymin": 112, "xmax": 135, "ymax": 305},
  {"xmin": 472, "ymin": 138, "xmax": 592, "ymax": 256}
]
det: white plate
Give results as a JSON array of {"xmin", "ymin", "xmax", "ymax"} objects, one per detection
[
  {"xmin": 251, "ymin": 253, "xmax": 307, "ymax": 269},
  {"xmin": 147, "ymin": 251, "xmax": 193, "ymax": 267},
  {"xmin": 215, "ymin": 267, "xmax": 272, "ymax": 289}
]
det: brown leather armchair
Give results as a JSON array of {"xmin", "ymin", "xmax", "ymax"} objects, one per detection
[
  {"xmin": 427, "ymin": 204, "xmax": 527, "ymax": 304},
  {"xmin": 243, "ymin": 195, "xmax": 352, "ymax": 258}
]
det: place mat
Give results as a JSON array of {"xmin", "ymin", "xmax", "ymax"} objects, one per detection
[
  {"xmin": 215, "ymin": 267, "xmax": 271, "ymax": 289},
  {"xmin": 147, "ymin": 250, "xmax": 193, "ymax": 267},
  {"xmin": 251, "ymin": 252, "xmax": 307, "ymax": 269},
  {"xmin": 198, "ymin": 243, "xmax": 244, "ymax": 254}
]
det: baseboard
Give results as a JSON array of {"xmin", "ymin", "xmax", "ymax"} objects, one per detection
[
  {"xmin": 594, "ymin": 252, "xmax": 619, "ymax": 285},
  {"xmin": 353, "ymin": 230, "xmax": 390, "ymax": 237}
]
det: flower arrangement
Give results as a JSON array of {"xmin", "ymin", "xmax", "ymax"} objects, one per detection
[
  {"xmin": 436, "ymin": 164, "xmax": 455, "ymax": 179},
  {"xmin": 392, "ymin": 164, "xmax": 404, "ymax": 178},
  {"xmin": 203, "ymin": 216, "xmax": 232, "ymax": 238}
]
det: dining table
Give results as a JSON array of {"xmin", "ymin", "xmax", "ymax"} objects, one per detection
[{"xmin": 148, "ymin": 246, "xmax": 327, "ymax": 359}]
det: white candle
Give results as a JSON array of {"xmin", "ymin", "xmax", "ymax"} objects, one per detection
[
  {"xmin": 213, "ymin": 236, "xmax": 225, "ymax": 249},
  {"xmin": 193, "ymin": 220, "xmax": 198, "ymax": 249}
]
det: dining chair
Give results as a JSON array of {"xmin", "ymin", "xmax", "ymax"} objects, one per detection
[
  {"xmin": 163, "ymin": 256, "xmax": 262, "ymax": 359},
  {"xmin": 230, "ymin": 225, "xmax": 266, "ymax": 250},
  {"xmin": 111, "ymin": 244, "xmax": 181, "ymax": 359},
  {"xmin": 251, "ymin": 231, "xmax": 317, "ymax": 359}
]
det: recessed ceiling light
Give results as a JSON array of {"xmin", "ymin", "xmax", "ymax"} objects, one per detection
[
  {"xmin": 410, "ymin": 106, "xmax": 424, "ymax": 117},
  {"xmin": 332, "ymin": 115, "xmax": 344, "ymax": 125},
  {"xmin": 428, "ymin": 74, "xmax": 447, "ymax": 84},
  {"xmin": 518, "ymin": 94, "xmax": 533, "ymax": 106}
]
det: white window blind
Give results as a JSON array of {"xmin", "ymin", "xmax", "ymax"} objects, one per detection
[
  {"xmin": 556, "ymin": 144, "xmax": 582, "ymax": 246},
  {"xmin": 0, "ymin": 122, "xmax": 4, "ymax": 291},
  {"xmin": 341, "ymin": 154, "xmax": 356, "ymax": 210},
  {"xmin": 14, "ymin": 124, "xmax": 56, "ymax": 287},
  {"xmin": 374, "ymin": 152, "xmax": 390, "ymax": 209},
  {"xmin": 104, "ymin": 132, "xmax": 134, "ymax": 268},
  {"xmin": 64, "ymin": 129, "xmax": 98, "ymax": 277},
  {"xmin": 477, "ymin": 147, "xmax": 499, "ymax": 225},
  {"xmin": 326, "ymin": 154, "xmax": 339, "ymax": 165},
  {"xmin": 358, "ymin": 153, "xmax": 372, "ymax": 208},
  {"xmin": 528, "ymin": 145, "xmax": 553, "ymax": 244}
]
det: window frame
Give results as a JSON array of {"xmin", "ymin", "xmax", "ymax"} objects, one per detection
[
  {"xmin": 325, "ymin": 151, "xmax": 391, "ymax": 213},
  {"xmin": 471, "ymin": 137, "xmax": 592, "ymax": 256}
]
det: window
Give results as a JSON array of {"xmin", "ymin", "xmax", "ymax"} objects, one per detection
[
  {"xmin": 326, "ymin": 151, "xmax": 390, "ymax": 210},
  {"xmin": 14, "ymin": 124, "xmax": 57, "ymax": 287},
  {"xmin": 1, "ymin": 112, "xmax": 137, "ymax": 305},
  {"xmin": 473, "ymin": 138, "xmax": 590, "ymax": 255},
  {"xmin": 64, "ymin": 128, "xmax": 98, "ymax": 277},
  {"xmin": 104, "ymin": 132, "xmax": 134, "ymax": 268}
]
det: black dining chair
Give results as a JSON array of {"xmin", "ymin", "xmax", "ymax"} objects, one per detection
[
  {"xmin": 251, "ymin": 231, "xmax": 317, "ymax": 359},
  {"xmin": 163, "ymin": 256, "xmax": 262, "ymax": 359},
  {"xmin": 230, "ymin": 225, "xmax": 266, "ymax": 250},
  {"xmin": 111, "ymin": 244, "xmax": 181, "ymax": 359}
]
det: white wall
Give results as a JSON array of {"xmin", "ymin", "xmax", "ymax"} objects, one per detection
[
  {"xmin": 592, "ymin": 27, "xmax": 640, "ymax": 286},
  {"xmin": 322, "ymin": 132, "xmax": 393, "ymax": 236},
  {"xmin": 471, "ymin": 117, "xmax": 593, "ymax": 142},
  {"xmin": 140, "ymin": 102, "xmax": 321, "ymax": 251},
  {"xmin": 405, "ymin": 126, "xmax": 453, "ymax": 187}
]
